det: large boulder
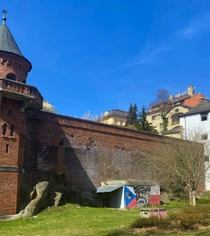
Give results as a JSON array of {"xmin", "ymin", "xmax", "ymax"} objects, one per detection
[
  {"xmin": 0, "ymin": 181, "xmax": 63, "ymax": 221},
  {"xmin": 22, "ymin": 181, "xmax": 50, "ymax": 217}
]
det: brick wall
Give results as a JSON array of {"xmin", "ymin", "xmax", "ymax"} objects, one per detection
[
  {"xmin": 0, "ymin": 52, "xmax": 31, "ymax": 82},
  {"xmin": 0, "ymin": 97, "xmax": 26, "ymax": 215},
  {"xmin": 24, "ymin": 111, "xmax": 164, "ymax": 204},
  {"xmin": 0, "ymin": 172, "xmax": 21, "ymax": 215},
  {"xmin": 0, "ymin": 98, "xmax": 25, "ymax": 167}
]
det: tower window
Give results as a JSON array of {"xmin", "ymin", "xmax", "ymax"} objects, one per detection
[
  {"xmin": 2, "ymin": 123, "xmax": 7, "ymax": 136},
  {"xmin": 6, "ymin": 73, "xmax": 16, "ymax": 81},
  {"xmin": 10, "ymin": 125, "xmax": 14, "ymax": 136}
]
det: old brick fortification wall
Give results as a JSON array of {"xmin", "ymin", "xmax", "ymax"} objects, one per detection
[
  {"xmin": 23, "ymin": 110, "xmax": 164, "ymax": 207},
  {"xmin": 0, "ymin": 97, "xmax": 25, "ymax": 214}
]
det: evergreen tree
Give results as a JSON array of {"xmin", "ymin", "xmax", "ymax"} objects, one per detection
[
  {"xmin": 134, "ymin": 106, "xmax": 157, "ymax": 134},
  {"xmin": 133, "ymin": 103, "xmax": 138, "ymax": 121},
  {"xmin": 126, "ymin": 103, "xmax": 138, "ymax": 125},
  {"xmin": 126, "ymin": 104, "xmax": 133, "ymax": 125}
]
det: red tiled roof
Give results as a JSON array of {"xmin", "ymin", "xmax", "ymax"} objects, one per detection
[{"xmin": 183, "ymin": 94, "xmax": 206, "ymax": 107}]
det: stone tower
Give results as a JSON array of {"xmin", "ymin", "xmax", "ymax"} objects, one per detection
[{"xmin": 0, "ymin": 10, "xmax": 43, "ymax": 215}]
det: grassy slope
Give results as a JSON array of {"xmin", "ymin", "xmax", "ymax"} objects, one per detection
[
  {"xmin": 0, "ymin": 204, "xmax": 139, "ymax": 236},
  {"xmin": 0, "ymin": 203, "xmax": 210, "ymax": 236}
]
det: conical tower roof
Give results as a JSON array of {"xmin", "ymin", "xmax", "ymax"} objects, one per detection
[
  {"xmin": 0, "ymin": 23, "xmax": 23, "ymax": 56},
  {"xmin": 0, "ymin": 10, "xmax": 23, "ymax": 56}
]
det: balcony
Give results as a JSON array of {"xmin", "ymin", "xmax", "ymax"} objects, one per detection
[
  {"xmin": 0, "ymin": 78, "xmax": 43, "ymax": 110},
  {"xmin": 171, "ymin": 120, "xmax": 180, "ymax": 126}
]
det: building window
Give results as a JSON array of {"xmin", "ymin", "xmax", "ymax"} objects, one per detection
[
  {"xmin": 152, "ymin": 114, "xmax": 161, "ymax": 121},
  {"xmin": 2, "ymin": 123, "xmax": 7, "ymax": 136},
  {"xmin": 201, "ymin": 113, "xmax": 208, "ymax": 121},
  {"xmin": 6, "ymin": 73, "xmax": 16, "ymax": 81},
  {"xmin": 159, "ymin": 123, "xmax": 163, "ymax": 131},
  {"xmin": 151, "ymin": 106, "xmax": 159, "ymax": 111},
  {"xmin": 201, "ymin": 134, "xmax": 208, "ymax": 140},
  {"xmin": 171, "ymin": 116, "xmax": 180, "ymax": 125},
  {"xmin": 9, "ymin": 125, "xmax": 14, "ymax": 137},
  {"xmin": 205, "ymin": 155, "xmax": 209, "ymax": 162}
]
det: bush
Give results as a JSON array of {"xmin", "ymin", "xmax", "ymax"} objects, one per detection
[
  {"xmin": 132, "ymin": 216, "xmax": 160, "ymax": 228},
  {"xmin": 132, "ymin": 205, "xmax": 210, "ymax": 231}
]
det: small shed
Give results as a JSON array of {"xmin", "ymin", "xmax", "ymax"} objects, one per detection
[{"xmin": 96, "ymin": 180, "xmax": 160, "ymax": 209}]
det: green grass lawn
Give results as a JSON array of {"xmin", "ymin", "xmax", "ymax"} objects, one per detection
[{"xmin": 1, "ymin": 203, "xmax": 210, "ymax": 236}]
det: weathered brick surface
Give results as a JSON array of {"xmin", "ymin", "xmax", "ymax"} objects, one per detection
[
  {"xmin": 24, "ymin": 111, "xmax": 164, "ymax": 204},
  {"xmin": 0, "ymin": 98, "xmax": 25, "ymax": 167},
  {"xmin": 0, "ymin": 104, "xmax": 204, "ymax": 213},
  {"xmin": 0, "ymin": 52, "xmax": 31, "ymax": 82},
  {"xmin": 0, "ymin": 97, "xmax": 25, "ymax": 215},
  {"xmin": 0, "ymin": 172, "xmax": 20, "ymax": 215}
]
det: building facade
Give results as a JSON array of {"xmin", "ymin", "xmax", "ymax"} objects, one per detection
[
  {"xmin": 0, "ymin": 11, "xmax": 43, "ymax": 214},
  {"xmin": 147, "ymin": 86, "xmax": 205, "ymax": 137},
  {"xmin": 100, "ymin": 109, "xmax": 128, "ymax": 126},
  {"xmin": 180, "ymin": 99, "xmax": 210, "ymax": 190}
]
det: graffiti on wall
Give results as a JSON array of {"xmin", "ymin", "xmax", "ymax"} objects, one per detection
[{"xmin": 134, "ymin": 186, "xmax": 150, "ymax": 207}]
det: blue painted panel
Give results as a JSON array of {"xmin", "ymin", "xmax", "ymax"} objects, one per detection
[{"xmin": 124, "ymin": 186, "xmax": 136, "ymax": 207}]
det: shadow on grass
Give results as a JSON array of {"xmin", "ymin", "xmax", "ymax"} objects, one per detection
[
  {"xmin": 106, "ymin": 229, "xmax": 132, "ymax": 236},
  {"xmin": 106, "ymin": 228, "xmax": 210, "ymax": 236},
  {"xmin": 105, "ymin": 228, "xmax": 172, "ymax": 236},
  {"xmin": 196, "ymin": 229, "xmax": 210, "ymax": 236}
]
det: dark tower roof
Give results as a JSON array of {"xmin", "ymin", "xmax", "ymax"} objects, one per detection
[
  {"xmin": 0, "ymin": 10, "xmax": 23, "ymax": 56},
  {"xmin": 0, "ymin": 10, "xmax": 32, "ymax": 71}
]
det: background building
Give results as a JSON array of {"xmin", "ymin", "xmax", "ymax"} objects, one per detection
[
  {"xmin": 147, "ymin": 86, "xmax": 205, "ymax": 137},
  {"xmin": 100, "ymin": 109, "xmax": 128, "ymax": 126},
  {"xmin": 180, "ymin": 98, "xmax": 210, "ymax": 190}
]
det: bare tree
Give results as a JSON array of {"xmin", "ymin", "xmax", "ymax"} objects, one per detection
[
  {"xmin": 81, "ymin": 110, "xmax": 99, "ymax": 121},
  {"xmin": 148, "ymin": 134, "xmax": 210, "ymax": 206},
  {"xmin": 150, "ymin": 89, "xmax": 171, "ymax": 131}
]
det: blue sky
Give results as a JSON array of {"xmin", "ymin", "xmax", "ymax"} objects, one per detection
[{"xmin": 3, "ymin": 0, "xmax": 210, "ymax": 117}]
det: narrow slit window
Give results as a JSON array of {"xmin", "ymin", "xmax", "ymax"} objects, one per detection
[
  {"xmin": 10, "ymin": 125, "xmax": 14, "ymax": 136},
  {"xmin": 20, "ymin": 134, "xmax": 24, "ymax": 148},
  {"xmin": 6, "ymin": 144, "xmax": 9, "ymax": 153},
  {"xmin": 2, "ymin": 124, "xmax": 7, "ymax": 135}
]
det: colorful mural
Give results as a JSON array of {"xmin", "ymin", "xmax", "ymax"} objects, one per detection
[
  {"xmin": 97, "ymin": 182, "xmax": 160, "ymax": 209},
  {"xmin": 124, "ymin": 186, "xmax": 137, "ymax": 208},
  {"xmin": 134, "ymin": 186, "xmax": 150, "ymax": 207}
]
